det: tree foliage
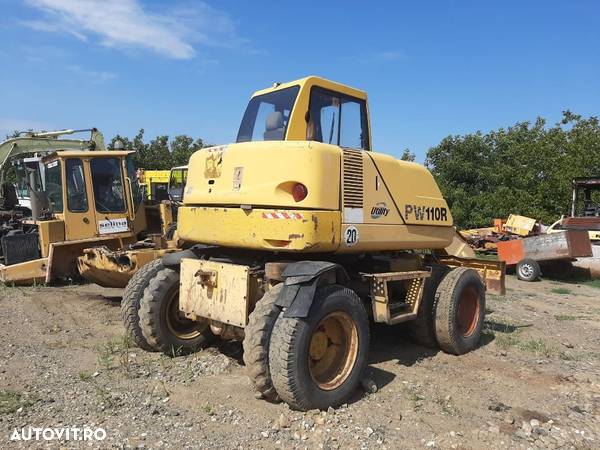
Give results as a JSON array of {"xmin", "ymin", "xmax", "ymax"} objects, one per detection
[
  {"xmin": 425, "ymin": 111, "xmax": 600, "ymax": 228},
  {"xmin": 108, "ymin": 129, "xmax": 210, "ymax": 170},
  {"xmin": 400, "ymin": 148, "xmax": 416, "ymax": 162}
]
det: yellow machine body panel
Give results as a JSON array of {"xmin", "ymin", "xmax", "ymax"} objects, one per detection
[
  {"xmin": 36, "ymin": 219, "xmax": 65, "ymax": 257},
  {"xmin": 179, "ymin": 145, "xmax": 455, "ymax": 252},
  {"xmin": 178, "ymin": 207, "xmax": 340, "ymax": 252},
  {"xmin": 179, "ymin": 259, "xmax": 251, "ymax": 328},
  {"xmin": 140, "ymin": 170, "xmax": 170, "ymax": 184},
  {"xmin": 184, "ymin": 141, "xmax": 340, "ymax": 210},
  {"xmin": 139, "ymin": 170, "xmax": 171, "ymax": 201},
  {"xmin": 178, "ymin": 76, "xmax": 456, "ymax": 253},
  {"xmin": 366, "ymin": 152, "xmax": 453, "ymax": 226}
]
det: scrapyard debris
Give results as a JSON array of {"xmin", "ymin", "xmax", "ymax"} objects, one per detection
[{"xmin": 461, "ymin": 215, "xmax": 544, "ymax": 254}]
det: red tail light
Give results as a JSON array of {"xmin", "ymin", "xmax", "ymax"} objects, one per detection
[{"xmin": 292, "ymin": 183, "xmax": 308, "ymax": 202}]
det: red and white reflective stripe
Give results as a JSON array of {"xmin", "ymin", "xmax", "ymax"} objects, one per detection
[{"xmin": 262, "ymin": 212, "xmax": 304, "ymax": 220}]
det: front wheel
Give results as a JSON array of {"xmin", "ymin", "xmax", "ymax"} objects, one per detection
[
  {"xmin": 139, "ymin": 265, "xmax": 214, "ymax": 355},
  {"xmin": 268, "ymin": 285, "xmax": 369, "ymax": 411}
]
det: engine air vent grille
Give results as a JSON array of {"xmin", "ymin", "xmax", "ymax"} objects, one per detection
[{"xmin": 342, "ymin": 149, "xmax": 364, "ymax": 208}]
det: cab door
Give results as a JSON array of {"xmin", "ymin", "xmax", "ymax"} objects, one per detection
[
  {"xmin": 63, "ymin": 158, "xmax": 98, "ymax": 240},
  {"xmin": 88, "ymin": 156, "xmax": 131, "ymax": 237}
]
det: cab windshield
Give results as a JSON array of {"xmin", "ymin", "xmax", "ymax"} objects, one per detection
[
  {"xmin": 236, "ymin": 86, "xmax": 299, "ymax": 143},
  {"xmin": 15, "ymin": 160, "xmax": 43, "ymax": 199},
  {"xmin": 90, "ymin": 158, "xmax": 126, "ymax": 212}
]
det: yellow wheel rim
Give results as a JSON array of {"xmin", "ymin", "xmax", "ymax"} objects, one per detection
[
  {"xmin": 166, "ymin": 291, "xmax": 205, "ymax": 340},
  {"xmin": 308, "ymin": 311, "xmax": 359, "ymax": 391}
]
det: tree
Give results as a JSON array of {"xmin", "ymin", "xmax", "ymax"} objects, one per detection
[
  {"xmin": 400, "ymin": 149, "xmax": 416, "ymax": 162},
  {"xmin": 145, "ymin": 135, "xmax": 172, "ymax": 170},
  {"xmin": 107, "ymin": 135, "xmax": 133, "ymax": 150},
  {"xmin": 171, "ymin": 135, "xmax": 204, "ymax": 166},
  {"xmin": 106, "ymin": 130, "xmax": 210, "ymax": 170},
  {"xmin": 425, "ymin": 111, "xmax": 600, "ymax": 228}
]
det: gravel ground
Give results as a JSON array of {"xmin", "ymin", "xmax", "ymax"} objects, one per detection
[{"xmin": 0, "ymin": 276, "xmax": 599, "ymax": 449}]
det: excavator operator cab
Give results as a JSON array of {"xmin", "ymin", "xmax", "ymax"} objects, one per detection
[
  {"xmin": 14, "ymin": 157, "xmax": 45, "ymax": 210},
  {"xmin": 22, "ymin": 151, "xmax": 146, "ymax": 239},
  {"xmin": 168, "ymin": 166, "xmax": 188, "ymax": 203},
  {"xmin": 235, "ymin": 76, "xmax": 371, "ymax": 151}
]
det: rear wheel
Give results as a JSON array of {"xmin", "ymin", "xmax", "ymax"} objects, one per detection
[
  {"xmin": 139, "ymin": 265, "xmax": 214, "ymax": 355},
  {"xmin": 269, "ymin": 285, "xmax": 369, "ymax": 411},
  {"xmin": 406, "ymin": 264, "xmax": 449, "ymax": 347},
  {"xmin": 243, "ymin": 284, "xmax": 283, "ymax": 401},
  {"xmin": 434, "ymin": 268, "xmax": 485, "ymax": 355},
  {"xmin": 516, "ymin": 258, "xmax": 541, "ymax": 282},
  {"xmin": 121, "ymin": 259, "xmax": 163, "ymax": 351}
]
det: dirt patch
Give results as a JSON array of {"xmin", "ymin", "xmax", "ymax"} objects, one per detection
[{"xmin": 1, "ymin": 277, "xmax": 599, "ymax": 449}]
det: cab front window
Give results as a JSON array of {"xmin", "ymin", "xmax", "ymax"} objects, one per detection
[{"xmin": 90, "ymin": 158, "xmax": 126, "ymax": 213}]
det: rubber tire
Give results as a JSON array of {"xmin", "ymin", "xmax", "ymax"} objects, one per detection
[
  {"xmin": 434, "ymin": 267, "xmax": 486, "ymax": 355},
  {"xmin": 269, "ymin": 285, "xmax": 370, "ymax": 411},
  {"xmin": 121, "ymin": 259, "xmax": 163, "ymax": 351},
  {"xmin": 139, "ymin": 265, "xmax": 214, "ymax": 355},
  {"xmin": 516, "ymin": 258, "xmax": 541, "ymax": 282},
  {"xmin": 242, "ymin": 284, "xmax": 283, "ymax": 401},
  {"xmin": 406, "ymin": 264, "xmax": 450, "ymax": 348}
]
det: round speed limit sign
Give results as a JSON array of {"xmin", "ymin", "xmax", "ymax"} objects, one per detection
[{"xmin": 343, "ymin": 226, "xmax": 359, "ymax": 247}]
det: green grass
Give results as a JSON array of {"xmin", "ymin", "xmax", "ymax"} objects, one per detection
[
  {"xmin": 95, "ymin": 335, "xmax": 134, "ymax": 373},
  {"xmin": 202, "ymin": 402, "xmax": 215, "ymax": 415},
  {"xmin": 554, "ymin": 314, "xmax": 580, "ymax": 321},
  {"xmin": 559, "ymin": 351, "xmax": 599, "ymax": 361},
  {"xmin": 495, "ymin": 334, "xmax": 521, "ymax": 349},
  {"xmin": 0, "ymin": 390, "xmax": 35, "ymax": 415},
  {"xmin": 495, "ymin": 334, "xmax": 555, "ymax": 357},
  {"xmin": 519, "ymin": 338, "xmax": 554, "ymax": 357},
  {"xmin": 79, "ymin": 371, "xmax": 92, "ymax": 381},
  {"xmin": 551, "ymin": 287, "xmax": 572, "ymax": 295}
]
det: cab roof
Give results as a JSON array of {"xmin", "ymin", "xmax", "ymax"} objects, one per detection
[
  {"xmin": 251, "ymin": 76, "xmax": 368, "ymax": 101},
  {"xmin": 49, "ymin": 150, "xmax": 134, "ymax": 158}
]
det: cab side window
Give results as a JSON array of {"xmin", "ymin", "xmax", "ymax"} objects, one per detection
[
  {"xmin": 126, "ymin": 155, "xmax": 143, "ymax": 212},
  {"xmin": 308, "ymin": 87, "xmax": 370, "ymax": 150},
  {"xmin": 66, "ymin": 159, "xmax": 88, "ymax": 212}
]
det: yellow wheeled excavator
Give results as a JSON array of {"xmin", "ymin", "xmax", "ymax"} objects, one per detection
[{"xmin": 123, "ymin": 76, "xmax": 505, "ymax": 410}]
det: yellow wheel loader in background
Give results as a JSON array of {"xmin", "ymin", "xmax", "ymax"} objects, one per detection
[
  {"xmin": 125, "ymin": 76, "xmax": 505, "ymax": 410},
  {"xmin": 0, "ymin": 129, "xmax": 176, "ymax": 285},
  {"xmin": 77, "ymin": 165, "xmax": 188, "ymax": 288},
  {"xmin": 139, "ymin": 170, "xmax": 170, "ymax": 202}
]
